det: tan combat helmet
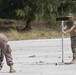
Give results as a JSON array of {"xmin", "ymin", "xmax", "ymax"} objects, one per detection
[
  {"xmin": 67, "ymin": 13, "xmax": 74, "ymax": 18},
  {"xmin": 67, "ymin": 13, "xmax": 76, "ymax": 20}
]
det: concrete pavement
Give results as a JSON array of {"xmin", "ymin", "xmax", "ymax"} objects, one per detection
[{"xmin": 0, "ymin": 38, "xmax": 76, "ymax": 75}]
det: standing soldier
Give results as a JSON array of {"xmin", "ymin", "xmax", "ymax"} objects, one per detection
[
  {"xmin": 0, "ymin": 33, "xmax": 16, "ymax": 73},
  {"xmin": 63, "ymin": 13, "xmax": 76, "ymax": 64}
]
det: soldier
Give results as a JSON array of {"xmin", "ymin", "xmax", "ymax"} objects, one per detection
[
  {"xmin": 63, "ymin": 13, "xmax": 76, "ymax": 64},
  {"xmin": 0, "ymin": 33, "xmax": 16, "ymax": 73}
]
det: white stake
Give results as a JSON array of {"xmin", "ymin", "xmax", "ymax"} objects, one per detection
[
  {"xmin": 55, "ymin": 21, "xmax": 65, "ymax": 65},
  {"xmin": 62, "ymin": 20, "xmax": 64, "ymax": 63}
]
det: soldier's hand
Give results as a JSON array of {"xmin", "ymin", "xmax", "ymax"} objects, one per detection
[{"xmin": 62, "ymin": 31, "xmax": 66, "ymax": 34}]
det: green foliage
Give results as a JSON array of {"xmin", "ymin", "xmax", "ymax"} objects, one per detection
[
  {"xmin": 0, "ymin": 0, "xmax": 76, "ymax": 26},
  {"xmin": 15, "ymin": 9, "xmax": 25, "ymax": 19},
  {"xmin": 58, "ymin": 0, "xmax": 76, "ymax": 15}
]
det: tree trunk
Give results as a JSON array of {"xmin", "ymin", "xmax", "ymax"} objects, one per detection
[
  {"xmin": 23, "ymin": 18, "xmax": 32, "ymax": 31},
  {"xmin": 16, "ymin": 18, "xmax": 32, "ymax": 31}
]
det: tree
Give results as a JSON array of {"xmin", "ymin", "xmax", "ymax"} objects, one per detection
[
  {"xmin": 0, "ymin": 0, "xmax": 23, "ymax": 18},
  {"xmin": 0, "ymin": 0, "xmax": 76, "ymax": 31},
  {"xmin": 16, "ymin": 0, "xmax": 61, "ymax": 31},
  {"xmin": 16, "ymin": 0, "xmax": 45, "ymax": 31},
  {"xmin": 58, "ymin": 0, "xmax": 76, "ymax": 16}
]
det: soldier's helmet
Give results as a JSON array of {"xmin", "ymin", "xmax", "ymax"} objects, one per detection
[{"xmin": 67, "ymin": 13, "xmax": 74, "ymax": 18}]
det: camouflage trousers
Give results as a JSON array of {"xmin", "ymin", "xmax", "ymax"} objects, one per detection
[
  {"xmin": 71, "ymin": 36, "xmax": 76, "ymax": 60},
  {"xmin": 0, "ymin": 34, "xmax": 13, "ymax": 66}
]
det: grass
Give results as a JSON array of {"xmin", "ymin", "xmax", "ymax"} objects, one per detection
[
  {"xmin": 2, "ymin": 28, "xmax": 69, "ymax": 41},
  {"xmin": 0, "ymin": 19, "xmax": 70, "ymax": 41}
]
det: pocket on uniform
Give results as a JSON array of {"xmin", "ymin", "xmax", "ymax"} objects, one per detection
[{"xmin": 7, "ymin": 45, "xmax": 12, "ymax": 53}]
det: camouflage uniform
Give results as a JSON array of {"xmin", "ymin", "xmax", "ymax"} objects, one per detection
[
  {"xmin": 66, "ymin": 21, "xmax": 76, "ymax": 60},
  {"xmin": 0, "ymin": 34, "xmax": 13, "ymax": 66}
]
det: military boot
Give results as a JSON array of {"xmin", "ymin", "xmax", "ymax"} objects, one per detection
[
  {"xmin": 10, "ymin": 65, "xmax": 16, "ymax": 73},
  {"xmin": 70, "ymin": 58, "xmax": 76, "ymax": 64}
]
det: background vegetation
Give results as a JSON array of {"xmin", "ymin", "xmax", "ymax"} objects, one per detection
[{"xmin": 0, "ymin": 0, "xmax": 76, "ymax": 40}]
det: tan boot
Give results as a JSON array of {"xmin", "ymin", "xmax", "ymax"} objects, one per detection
[
  {"xmin": 70, "ymin": 58, "xmax": 76, "ymax": 64},
  {"xmin": 10, "ymin": 65, "xmax": 16, "ymax": 73}
]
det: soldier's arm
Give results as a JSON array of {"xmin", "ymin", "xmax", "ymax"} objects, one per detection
[
  {"xmin": 63, "ymin": 25, "xmax": 75, "ymax": 34},
  {"xmin": 63, "ymin": 25, "xmax": 67, "ymax": 30}
]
